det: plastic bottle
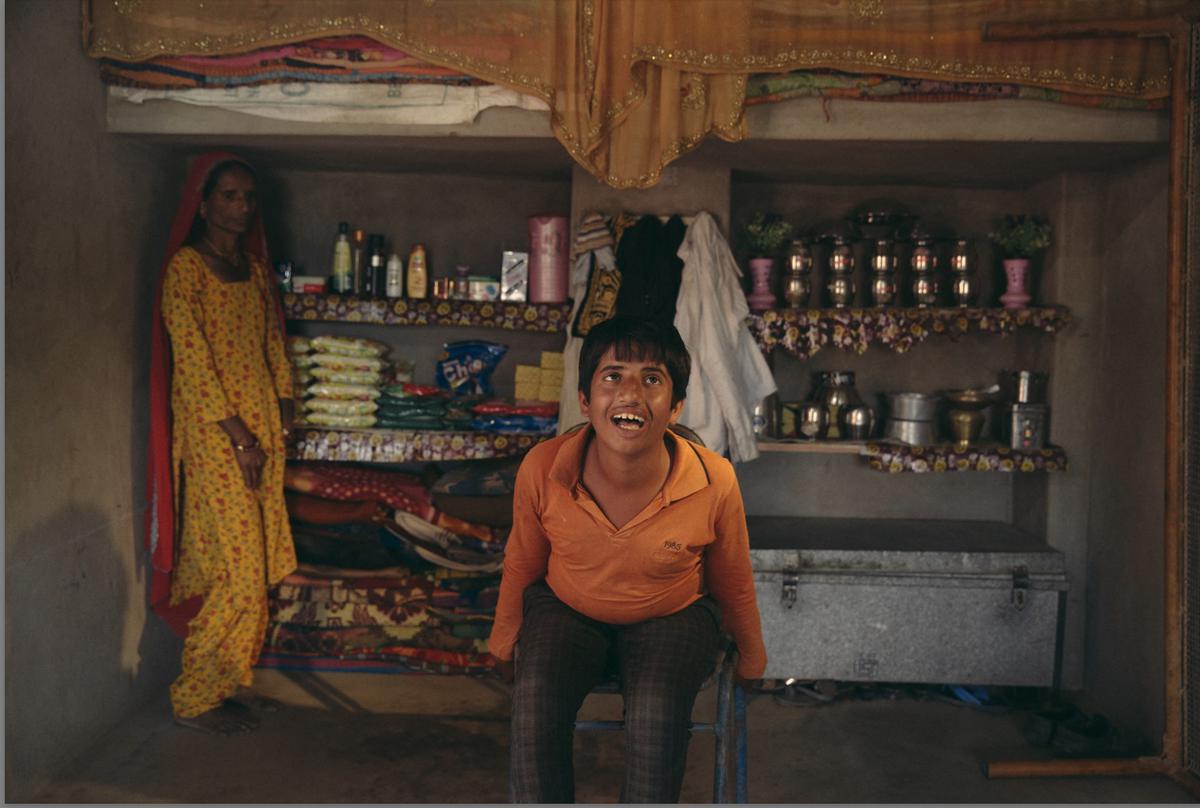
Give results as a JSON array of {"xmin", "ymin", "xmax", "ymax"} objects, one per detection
[
  {"xmin": 407, "ymin": 244, "xmax": 428, "ymax": 299},
  {"xmin": 385, "ymin": 252, "xmax": 405, "ymax": 298},
  {"xmin": 331, "ymin": 222, "xmax": 352, "ymax": 293},
  {"xmin": 367, "ymin": 235, "xmax": 386, "ymax": 299},
  {"xmin": 350, "ymin": 228, "xmax": 367, "ymax": 294}
]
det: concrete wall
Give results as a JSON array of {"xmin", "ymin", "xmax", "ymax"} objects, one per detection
[
  {"xmin": 1074, "ymin": 157, "xmax": 1168, "ymax": 744},
  {"xmin": 4, "ymin": 2, "xmax": 180, "ymax": 799}
]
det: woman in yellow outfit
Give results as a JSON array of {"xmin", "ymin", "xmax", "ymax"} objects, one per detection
[{"xmin": 147, "ymin": 152, "xmax": 296, "ymax": 734}]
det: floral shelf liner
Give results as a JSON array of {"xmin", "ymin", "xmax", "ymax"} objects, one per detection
[
  {"xmin": 283, "ymin": 292, "xmax": 573, "ymax": 333},
  {"xmin": 290, "ymin": 427, "xmax": 548, "ymax": 463},
  {"xmin": 750, "ymin": 305, "xmax": 1071, "ymax": 359},
  {"xmin": 862, "ymin": 442, "xmax": 1067, "ymax": 474}
]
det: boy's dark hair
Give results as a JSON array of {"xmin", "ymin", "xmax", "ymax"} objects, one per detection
[{"xmin": 577, "ymin": 317, "xmax": 691, "ymax": 406}]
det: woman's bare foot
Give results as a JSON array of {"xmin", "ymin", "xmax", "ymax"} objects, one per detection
[
  {"xmin": 173, "ymin": 702, "xmax": 260, "ymax": 735},
  {"xmin": 230, "ymin": 689, "xmax": 282, "ymax": 713}
]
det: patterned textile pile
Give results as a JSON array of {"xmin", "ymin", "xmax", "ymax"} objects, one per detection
[
  {"xmin": 261, "ymin": 461, "xmax": 514, "ymax": 675},
  {"xmin": 744, "ymin": 69, "xmax": 1163, "ymax": 111},
  {"xmin": 99, "ymin": 35, "xmax": 482, "ymax": 90}
]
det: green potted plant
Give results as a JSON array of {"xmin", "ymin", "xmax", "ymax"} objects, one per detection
[
  {"xmin": 741, "ymin": 213, "xmax": 793, "ymax": 312},
  {"xmin": 989, "ymin": 215, "xmax": 1052, "ymax": 309}
]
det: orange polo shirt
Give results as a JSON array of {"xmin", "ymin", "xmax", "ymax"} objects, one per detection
[{"xmin": 488, "ymin": 426, "xmax": 767, "ymax": 680}]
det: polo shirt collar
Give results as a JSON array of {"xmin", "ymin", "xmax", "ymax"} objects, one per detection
[{"xmin": 549, "ymin": 425, "xmax": 710, "ymax": 503}]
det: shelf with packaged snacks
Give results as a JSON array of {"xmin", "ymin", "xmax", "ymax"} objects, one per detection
[
  {"xmin": 748, "ymin": 305, "xmax": 1071, "ymax": 360},
  {"xmin": 289, "ymin": 426, "xmax": 551, "ymax": 464},
  {"xmin": 282, "ymin": 292, "xmax": 574, "ymax": 333}
]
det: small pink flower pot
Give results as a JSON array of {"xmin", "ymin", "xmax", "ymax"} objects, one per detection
[
  {"xmin": 1000, "ymin": 258, "xmax": 1032, "ymax": 309},
  {"xmin": 746, "ymin": 257, "xmax": 778, "ymax": 312}
]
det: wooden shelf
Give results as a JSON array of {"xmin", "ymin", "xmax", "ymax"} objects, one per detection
[
  {"xmin": 283, "ymin": 292, "xmax": 573, "ymax": 333},
  {"xmin": 750, "ymin": 305, "xmax": 1071, "ymax": 359},
  {"xmin": 290, "ymin": 426, "xmax": 550, "ymax": 463}
]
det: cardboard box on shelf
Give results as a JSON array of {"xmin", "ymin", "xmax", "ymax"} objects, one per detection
[
  {"xmin": 538, "ymin": 384, "xmax": 561, "ymax": 403},
  {"xmin": 540, "ymin": 351, "xmax": 564, "ymax": 370}
]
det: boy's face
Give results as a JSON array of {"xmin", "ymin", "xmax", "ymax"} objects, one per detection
[{"xmin": 579, "ymin": 346, "xmax": 684, "ymax": 458}]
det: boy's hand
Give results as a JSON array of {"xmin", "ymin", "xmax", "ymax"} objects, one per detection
[{"xmin": 493, "ymin": 656, "xmax": 515, "ymax": 683}]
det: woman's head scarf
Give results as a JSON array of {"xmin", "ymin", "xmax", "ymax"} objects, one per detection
[{"xmin": 146, "ymin": 151, "xmax": 281, "ymax": 636}]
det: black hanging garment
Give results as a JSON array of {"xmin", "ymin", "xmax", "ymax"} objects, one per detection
[{"xmin": 613, "ymin": 214, "xmax": 687, "ymax": 325}]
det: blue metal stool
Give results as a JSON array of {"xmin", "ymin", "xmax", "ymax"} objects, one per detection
[{"xmin": 574, "ymin": 643, "xmax": 749, "ymax": 803}]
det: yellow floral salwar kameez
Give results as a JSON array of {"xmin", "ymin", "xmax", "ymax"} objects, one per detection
[{"xmin": 161, "ymin": 247, "xmax": 296, "ymax": 718}]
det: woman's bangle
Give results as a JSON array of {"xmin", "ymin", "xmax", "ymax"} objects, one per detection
[
  {"xmin": 232, "ymin": 438, "xmax": 260, "ymax": 453},
  {"xmin": 281, "ymin": 428, "xmax": 292, "ymax": 437}
]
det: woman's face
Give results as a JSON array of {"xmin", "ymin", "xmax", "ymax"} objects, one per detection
[{"xmin": 201, "ymin": 167, "xmax": 257, "ymax": 237}]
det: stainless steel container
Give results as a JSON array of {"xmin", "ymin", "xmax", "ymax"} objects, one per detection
[
  {"xmin": 951, "ymin": 274, "xmax": 976, "ymax": 307},
  {"xmin": 783, "ymin": 240, "xmax": 813, "ymax": 308},
  {"xmin": 912, "ymin": 273, "xmax": 940, "ymax": 308},
  {"xmin": 1001, "ymin": 370, "xmax": 1048, "ymax": 404},
  {"xmin": 842, "ymin": 405, "xmax": 875, "ymax": 440},
  {"xmin": 869, "ymin": 273, "xmax": 897, "ymax": 307},
  {"xmin": 748, "ymin": 515, "xmax": 1069, "ymax": 686},
  {"xmin": 886, "ymin": 392, "xmax": 941, "ymax": 421},
  {"xmin": 1003, "ymin": 403, "xmax": 1048, "ymax": 450},
  {"xmin": 812, "ymin": 372, "xmax": 864, "ymax": 439},
  {"xmin": 790, "ymin": 402, "xmax": 827, "ymax": 439},
  {"xmin": 883, "ymin": 417, "xmax": 937, "ymax": 446},
  {"xmin": 827, "ymin": 275, "xmax": 856, "ymax": 308}
]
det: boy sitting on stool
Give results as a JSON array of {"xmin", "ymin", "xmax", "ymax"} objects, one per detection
[{"xmin": 489, "ymin": 316, "xmax": 767, "ymax": 803}]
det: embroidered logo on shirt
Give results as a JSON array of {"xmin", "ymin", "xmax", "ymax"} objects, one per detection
[{"xmin": 662, "ymin": 540, "xmax": 681, "ymax": 552}]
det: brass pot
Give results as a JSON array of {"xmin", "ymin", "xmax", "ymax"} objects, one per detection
[{"xmin": 949, "ymin": 408, "xmax": 986, "ymax": 448}]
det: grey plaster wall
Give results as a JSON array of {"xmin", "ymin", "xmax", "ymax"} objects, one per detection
[
  {"xmin": 1071, "ymin": 157, "xmax": 1167, "ymax": 745},
  {"xmin": 5, "ymin": 2, "xmax": 180, "ymax": 799}
]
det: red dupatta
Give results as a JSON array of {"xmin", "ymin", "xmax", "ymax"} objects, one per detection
[{"xmin": 146, "ymin": 151, "xmax": 285, "ymax": 636}]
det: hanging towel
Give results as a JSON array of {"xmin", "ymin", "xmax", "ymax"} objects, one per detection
[
  {"xmin": 558, "ymin": 212, "xmax": 618, "ymax": 434},
  {"xmin": 674, "ymin": 212, "xmax": 777, "ymax": 462}
]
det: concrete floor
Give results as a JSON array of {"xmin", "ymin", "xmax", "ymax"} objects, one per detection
[{"xmin": 32, "ymin": 669, "xmax": 1195, "ymax": 804}]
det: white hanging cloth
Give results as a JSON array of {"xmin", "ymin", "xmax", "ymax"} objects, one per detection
[{"xmin": 674, "ymin": 212, "xmax": 776, "ymax": 463}]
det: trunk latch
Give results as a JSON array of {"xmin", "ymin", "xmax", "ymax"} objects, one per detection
[{"xmin": 1011, "ymin": 566, "xmax": 1030, "ymax": 610}]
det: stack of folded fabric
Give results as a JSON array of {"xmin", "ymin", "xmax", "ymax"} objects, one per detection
[
  {"xmin": 263, "ymin": 461, "xmax": 509, "ymax": 675},
  {"xmin": 304, "ymin": 335, "xmax": 390, "ymax": 428},
  {"xmin": 100, "ymin": 35, "xmax": 484, "ymax": 90}
]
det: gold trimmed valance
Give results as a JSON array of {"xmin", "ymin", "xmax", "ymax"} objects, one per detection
[{"xmin": 84, "ymin": 0, "xmax": 1192, "ymax": 188}]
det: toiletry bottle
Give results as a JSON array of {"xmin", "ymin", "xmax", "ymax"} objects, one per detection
[
  {"xmin": 385, "ymin": 252, "xmax": 405, "ymax": 298},
  {"xmin": 407, "ymin": 244, "xmax": 428, "ymax": 299},
  {"xmin": 351, "ymin": 228, "xmax": 366, "ymax": 294},
  {"xmin": 331, "ymin": 222, "xmax": 352, "ymax": 293},
  {"xmin": 368, "ymin": 235, "xmax": 387, "ymax": 299}
]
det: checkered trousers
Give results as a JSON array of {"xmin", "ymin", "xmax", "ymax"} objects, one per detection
[{"xmin": 508, "ymin": 582, "xmax": 722, "ymax": 803}]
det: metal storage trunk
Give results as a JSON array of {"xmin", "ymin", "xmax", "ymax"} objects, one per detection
[{"xmin": 748, "ymin": 516, "xmax": 1068, "ymax": 687}]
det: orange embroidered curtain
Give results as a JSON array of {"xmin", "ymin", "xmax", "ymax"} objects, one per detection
[{"xmin": 84, "ymin": 0, "xmax": 1192, "ymax": 188}]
